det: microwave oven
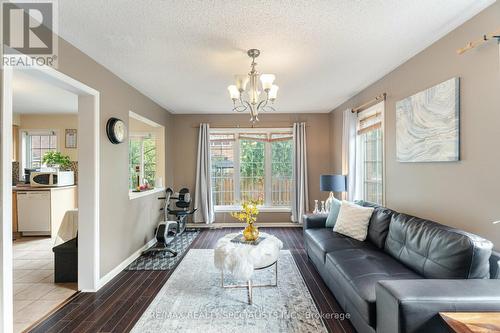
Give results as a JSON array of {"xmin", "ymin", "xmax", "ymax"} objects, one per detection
[{"xmin": 30, "ymin": 171, "xmax": 75, "ymax": 187}]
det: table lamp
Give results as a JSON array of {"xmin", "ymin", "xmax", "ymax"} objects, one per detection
[{"xmin": 320, "ymin": 175, "xmax": 347, "ymax": 212}]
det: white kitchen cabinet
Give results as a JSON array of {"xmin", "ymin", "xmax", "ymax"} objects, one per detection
[
  {"xmin": 16, "ymin": 186, "xmax": 77, "ymax": 237},
  {"xmin": 17, "ymin": 191, "xmax": 51, "ymax": 234}
]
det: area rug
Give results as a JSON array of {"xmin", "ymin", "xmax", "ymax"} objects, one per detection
[
  {"xmin": 131, "ymin": 249, "xmax": 327, "ymax": 333},
  {"xmin": 126, "ymin": 229, "xmax": 199, "ymax": 270}
]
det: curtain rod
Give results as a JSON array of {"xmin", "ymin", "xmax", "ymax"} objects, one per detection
[
  {"xmin": 191, "ymin": 124, "xmax": 298, "ymax": 129},
  {"xmin": 457, "ymin": 27, "xmax": 500, "ymax": 55},
  {"xmin": 351, "ymin": 93, "xmax": 386, "ymax": 113}
]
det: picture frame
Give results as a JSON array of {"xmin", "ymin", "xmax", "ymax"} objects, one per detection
[{"xmin": 65, "ymin": 129, "xmax": 77, "ymax": 148}]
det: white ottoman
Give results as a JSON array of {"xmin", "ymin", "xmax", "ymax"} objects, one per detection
[{"xmin": 214, "ymin": 232, "xmax": 283, "ymax": 304}]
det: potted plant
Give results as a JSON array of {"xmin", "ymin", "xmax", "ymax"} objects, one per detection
[
  {"xmin": 231, "ymin": 199, "xmax": 263, "ymax": 241},
  {"xmin": 42, "ymin": 151, "xmax": 72, "ymax": 170}
]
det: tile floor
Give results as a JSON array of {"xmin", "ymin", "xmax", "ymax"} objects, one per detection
[{"xmin": 13, "ymin": 237, "xmax": 77, "ymax": 333}]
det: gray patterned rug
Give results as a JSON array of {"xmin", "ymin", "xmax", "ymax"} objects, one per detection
[
  {"xmin": 131, "ymin": 249, "xmax": 328, "ymax": 333},
  {"xmin": 127, "ymin": 230, "xmax": 200, "ymax": 270}
]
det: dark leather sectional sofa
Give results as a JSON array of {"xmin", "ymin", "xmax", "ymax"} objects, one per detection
[{"xmin": 303, "ymin": 201, "xmax": 500, "ymax": 333}]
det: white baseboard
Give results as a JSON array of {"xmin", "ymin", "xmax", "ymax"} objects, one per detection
[
  {"xmin": 187, "ymin": 222, "xmax": 301, "ymax": 228},
  {"xmin": 96, "ymin": 237, "xmax": 156, "ymax": 290}
]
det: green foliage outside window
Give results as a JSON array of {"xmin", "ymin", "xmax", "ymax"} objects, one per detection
[{"xmin": 129, "ymin": 137, "xmax": 157, "ymax": 189}]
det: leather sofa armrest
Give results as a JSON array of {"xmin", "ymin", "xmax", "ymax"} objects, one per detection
[
  {"xmin": 490, "ymin": 250, "xmax": 500, "ymax": 279},
  {"xmin": 376, "ymin": 279, "xmax": 500, "ymax": 333},
  {"xmin": 302, "ymin": 214, "xmax": 327, "ymax": 229}
]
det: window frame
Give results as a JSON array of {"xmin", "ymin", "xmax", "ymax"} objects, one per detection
[
  {"xmin": 19, "ymin": 129, "xmax": 59, "ymax": 175},
  {"xmin": 128, "ymin": 132, "xmax": 157, "ymax": 190},
  {"xmin": 128, "ymin": 111, "xmax": 166, "ymax": 200},
  {"xmin": 210, "ymin": 127, "xmax": 293, "ymax": 212},
  {"xmin": 355, "ymin": 101, "xmax": 385, "ymax": 205}
]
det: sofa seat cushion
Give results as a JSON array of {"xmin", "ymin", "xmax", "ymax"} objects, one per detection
[
  {"xmin": 325, "ymin": 248, "xmax": 422, "ymax": 327},
  {"xmin": 304, "ymin": 229, "xmax": 373, "ymax": 264}
]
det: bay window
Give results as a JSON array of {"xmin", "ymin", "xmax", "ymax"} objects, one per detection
[{"xmin": 210, "ymin": 128, "xmax": 293, "ymax": 210}]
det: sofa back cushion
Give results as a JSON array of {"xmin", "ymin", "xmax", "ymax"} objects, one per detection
[
  {"xmin": 355, "ymin": 200, "xmax": 395, "ymax": 249},
  {"xmin": 385, "ymin": 213, "xmax": 493, "ymax": 279}
]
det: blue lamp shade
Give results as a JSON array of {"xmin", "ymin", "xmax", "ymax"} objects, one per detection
[{"xmin": 320, "ymin": 175, "xmax": 347, "ymax": 192}]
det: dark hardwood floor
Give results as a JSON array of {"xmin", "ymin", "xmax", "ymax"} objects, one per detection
[{"xmin": 28, "ymin": 228, "xmax": 355, "ymax": 333}]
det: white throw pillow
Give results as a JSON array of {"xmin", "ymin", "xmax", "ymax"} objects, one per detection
[{"xmin": 333, "ymin": 201, "xmax": 374, "ymax": 241}]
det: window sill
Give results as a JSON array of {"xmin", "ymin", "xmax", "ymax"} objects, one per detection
[
  {"xmin": 128, "ymin": 187, "xmax": 165, "ymax": 200},
  {"xmin": 214, "ymin": 206, "xmax": 291, "ymax": 213}
]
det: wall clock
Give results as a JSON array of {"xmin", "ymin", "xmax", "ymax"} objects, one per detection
[{"xmin": 106, "ymin": 117, "xmax": 126, "ymax": 144}]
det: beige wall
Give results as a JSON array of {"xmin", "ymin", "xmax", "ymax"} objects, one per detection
[
  {"xmin": 330, "ymin": 2, "xmax": 500, "ymax": 247},
  {"xmin": 56, "ymin": 39, "xmax": 175, "ymax": 277},
  {"xmin": 172, "ymin": 113, "xmax": 332, "ymax": 223},
  {"xmin": 18, "ymin": 114, "xmax": 78, "ymax": 161},
  {"xmin": 1, "ymin": 38, "xmax": 176, "ymax": 278}
]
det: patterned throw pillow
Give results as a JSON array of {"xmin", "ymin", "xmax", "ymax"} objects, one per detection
[
  {"xmin": 333, "ymin": 201, "xmax": 374, "ymax": 241},
  {"xmin": 325, "ymin": 197, "xmax": 342, "ymax": 228}
]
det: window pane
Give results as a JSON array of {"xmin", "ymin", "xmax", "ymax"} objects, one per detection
[
  {"xmin": 361, "ymin": 127, "xmax": 383, "ymax": 204},
  {"xmin": 210, "ymin": 135, "xmax": 235, "ymax": 205},
  {"xmin": 31, "ymin": 136, "xmax": 40, "ymax": 149},
  {"xmin": 143, "ymin": 138, "xmax": 157, "ymax": 187},
  {"xmin": 271, "ymin": 139, "xmax": 293, "ymax": 206},
  {"xmin": 40, "ymin": 135, "xmax": 50, "ymax": 148},
  {"xmin": 129, "ymin": 138, "xmax": 142, "ymax": 189},
  {"xmin": 240, "ymin": 139, "xmax": 264, "ymax": 202}
]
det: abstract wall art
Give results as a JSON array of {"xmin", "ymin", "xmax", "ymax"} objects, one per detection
[{"xmin": 396, "ymin": 77, "xmax": 460, "ymax": 162}]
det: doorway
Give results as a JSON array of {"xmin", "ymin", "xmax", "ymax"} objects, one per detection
[{"xmin": 1, "ymin": 64, "xmax": 100, "ymax": 332}]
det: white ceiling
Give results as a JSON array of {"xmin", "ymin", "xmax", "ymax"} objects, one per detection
[
  {"xmin": 13, "ymin": 70, "xmax": 78, "ymax": 114},
  {"xmin": 57, "ymin": 0, "xmax": 493, "ymax": 114}
]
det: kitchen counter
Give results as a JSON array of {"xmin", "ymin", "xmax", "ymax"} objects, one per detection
[{"xmin": 13, "ymin": 184, "xmax": 77, "ymax": 191}]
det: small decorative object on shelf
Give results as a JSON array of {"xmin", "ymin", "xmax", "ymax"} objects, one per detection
[
  {"xmin": 320, "ymin": 200, "xmax": 326, "ymax": 214},
  {"xmin": 320, "ymin": 174, "xmax": 347, "ymax": 213},
  {"xmin": 313, "ymin": 200, "xmax": 319, "ymax": 214},
  {"xmin": 231, "ymin": 199, "xmax": 262, "ymax": 241}
]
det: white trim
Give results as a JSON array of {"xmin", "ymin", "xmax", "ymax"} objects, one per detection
[
  {"xmin": 214, "ymin": 205, "xmax": 291, "ymax": 213},
  {"xmin": 187, "ymin": 222, "xmax": 299, "ymax": 228},
  {"xmin": 129, "ymin": 110, "xmax": 162, "ymax": 128},
  {"xmin": 1, "ymin": 66, "xmax": 14, "ymax": 333},
  {"xmin": 128, "ymin": 187, "xmax": 165, "ymax": 200},
  {"xmin": 1, "ymin": 65, "xmax": 101, "ymax": 333},
  {"xmin": 94, "ymin": 237, "xmax": 156, "ymax": 291}
]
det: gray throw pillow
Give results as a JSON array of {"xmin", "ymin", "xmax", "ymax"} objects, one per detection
[{"xmin": 325, "ymin": 197, "xmax": 342, "ymax": 228}]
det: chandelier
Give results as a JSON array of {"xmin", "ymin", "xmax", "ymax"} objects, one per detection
[{"xmin": 227, "ymin": 49, "xmax": 279, "ymax": 123}]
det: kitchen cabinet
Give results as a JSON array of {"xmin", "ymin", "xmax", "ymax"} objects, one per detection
[{"xmin": 15, "ymin": 186, "xmax": 77, "ymax": 238}]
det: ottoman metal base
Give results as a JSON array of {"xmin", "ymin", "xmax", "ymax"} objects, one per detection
[{"xmin": 221, "ymin": 261, "xmax": 278, "ymax": 305}]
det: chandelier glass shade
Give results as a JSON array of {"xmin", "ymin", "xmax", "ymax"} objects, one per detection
[{"xmin": 227, "ymin": 49, "xmax": 279, "ymax": 122}]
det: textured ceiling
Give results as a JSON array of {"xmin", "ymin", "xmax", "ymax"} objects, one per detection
[
  {"xmin": 13, "ymin": 70, "xmax": 78, "ymax": 114},
  {"xmin": 58, "ymin": 0, "xmax": 493, "ymax": 114}
]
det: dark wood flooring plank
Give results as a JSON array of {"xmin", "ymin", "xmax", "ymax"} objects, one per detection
[{"xmin": 28, "ymin": 227, "xmax": 355, "ymax": 333}]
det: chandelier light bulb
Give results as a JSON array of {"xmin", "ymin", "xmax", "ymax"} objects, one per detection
[
  {"xmin": 269, "ymin": 84, "xmax": 279, "ymax": 101},
  {"xmin": 260, "ymin": 74, "xmax": 275, "ymax": 91},
  {"xmin": 227, "ymin": 85, "xmax": 240, "ymax": 100},
  {"xmin": 235, "ymin": 75, "xmax": 249, "ymax": 91}
]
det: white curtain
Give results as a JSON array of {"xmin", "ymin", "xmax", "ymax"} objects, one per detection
[
  {"xmin": 291, "ymin": 122, "xmax": 309, "ymax": 223},
  {"xmin": 342, "ymin": 109, "xmax": 362, "ymax": 201},
  {"xmin": 194, "ymin": 123, "xmax": 215, "ymax": 224}
]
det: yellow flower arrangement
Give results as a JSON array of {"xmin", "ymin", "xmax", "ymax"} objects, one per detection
[{"xmin": 231, "ymin": 199, "xmax": 263, "ymax": 241}]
